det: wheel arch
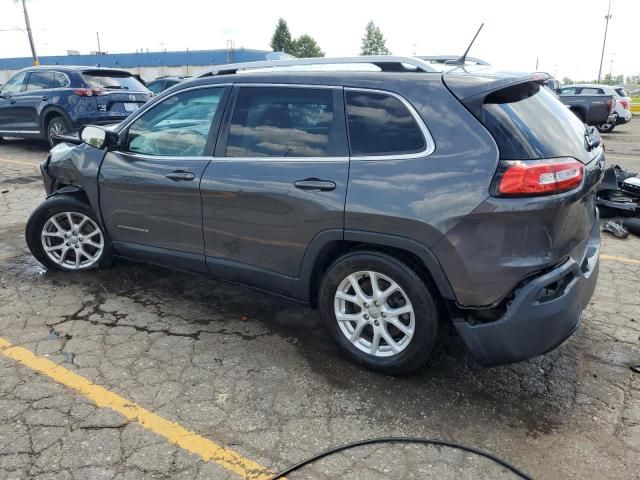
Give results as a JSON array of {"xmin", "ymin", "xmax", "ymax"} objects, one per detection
[
  {"xmin": 41, "ymin": 106, "xmax": 73, "ymax": 135},
  {"xmin": 294, "ymin": 229, "xmax": 456, "ymax": 307},
  {"xmin": 47, "ymin": 185, "xmax": 90, "ymax": 204}
]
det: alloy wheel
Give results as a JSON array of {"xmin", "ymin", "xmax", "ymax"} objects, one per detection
[
  {"xmin": 40, "ymin": 211, "xmax": 104, "ymax": 270},
  {"xmin": 334, "ymin": 270, "xmax": 415, "ymax": 357},
  {"xmin": 48, "ymin": 119, "xmax": 67, "ymax": 144}
]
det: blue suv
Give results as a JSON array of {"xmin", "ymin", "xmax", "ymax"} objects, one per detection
[{"xmin": 0, "ymin": 66, "xmax": 151, "ymax": 146}]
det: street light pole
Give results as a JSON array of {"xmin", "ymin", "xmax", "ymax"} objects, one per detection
[
  {"xmin": 21, "ymin": 0, "xmax": 39, "ymax": 65},
  {"xmin": 597, "ymin": 0, "xmax": 612, "ymax": 83}
]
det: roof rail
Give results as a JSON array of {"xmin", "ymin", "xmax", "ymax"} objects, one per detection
[{"xmin": 195, "ymin": 56, "xmax": 436, "ymax": 77}]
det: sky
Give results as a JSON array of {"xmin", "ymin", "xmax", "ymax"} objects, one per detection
[{"xmin": 0, "ymin": 0, "xmax": 637, "ymax": 81}]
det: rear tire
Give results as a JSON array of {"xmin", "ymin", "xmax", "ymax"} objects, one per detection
[
  {"xmin": 46, "ymin": 115, "xmax": 70, "ymax": 148},
  {"xmin": 596, "ymin": 122, "xmax": 615, "ymax": 133},
  {"xmin": 318, "ymin": 250, "xmax": 440, "ymax": 375},
  {"xmin": 25, "ymin": 195, "xmax": 112, "ymax": 271}
]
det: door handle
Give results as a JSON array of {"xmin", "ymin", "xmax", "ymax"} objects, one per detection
[
  {"xmin": 166, "ymin": 171, "xmax": 196, "ymax": 181},
  {"xmin": 41, "ymin": 96, "xmax": 48, "ymax": 101},
  {"xmin": 9, "ymin": 99, "xmax": 16, "ymax": 104},
  {"xmin": 294, "ymin": 178, "xmax": 336, "ymax": 192}
]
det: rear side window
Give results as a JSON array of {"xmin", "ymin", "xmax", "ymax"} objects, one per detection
[
  {"xmin": 82, "ymin": 70, "xmax": 146, "ymax": 91},
  {"xmin": 52, "ymin": 72, "xmax": 70, "ymax": 87},
  {"xmin": 481, "ymin": 82, "xmax": 588, "ymax": 160},
  {"xmin": 346, "ymin": 91, "xmax": 426, "ymax": 156},
  {"xmin": 615, "ymin": 88, "xmax": 627, "ymax": 97},
  {"xmin": 226, "ymin": 87, "xmax": 341, "ymax": 157},
  {"xmin": 579, "ymin": 88, "xmax": 604, "ymax": 95}
]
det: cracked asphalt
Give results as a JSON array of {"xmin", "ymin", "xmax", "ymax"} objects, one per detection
[{"xmin": 1, "ymin": 124, "xmax": 639, "ymax": 480}]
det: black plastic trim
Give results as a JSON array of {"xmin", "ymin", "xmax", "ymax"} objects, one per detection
[{"xmin": 343, "ymin": 230, "xmax": 456, "ymax": 300}]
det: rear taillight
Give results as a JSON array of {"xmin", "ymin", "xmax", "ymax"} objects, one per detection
[
  {"xmin": 491, "ymin": 158, "xmax": 584, "ymax": 197},
  {"xmin": 73, "ymin": 88, "xmax": 107, "ymax": 97},
  {"xmin": 620, "ymin": 99, "xmax": 629, "ymax": 110},
  {"xmin": 605, "ymin": 98, "xmax": 616, "ymax": 113}
]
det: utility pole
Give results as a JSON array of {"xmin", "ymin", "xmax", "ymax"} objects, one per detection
[
  {"xmin": 21, "ymin": 0, "xmax": 39, "ymax": 65},
  {"xmin": 597, "ymin": 0, "xmax": 612, "ymax": 83},
  {"xmin": 609, "ymin": 57, "xmax": 614, "ymax": 84},
  {"xmin": 96, "ymin": 32, "xmax": 102, "ymax": 53}
]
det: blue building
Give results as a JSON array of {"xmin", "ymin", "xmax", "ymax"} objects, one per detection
[{"xmin": 0, "ymin": 48, "xmax": 275, "ymax": 82}]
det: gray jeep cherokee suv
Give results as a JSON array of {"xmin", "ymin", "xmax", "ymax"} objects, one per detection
[{"xmin": 25, "ymin": 56, "xmax": 603, "ymax": 374}]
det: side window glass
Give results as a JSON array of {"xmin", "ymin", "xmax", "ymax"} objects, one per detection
[
  {"xmin": 127, "ymin": 87, "xmax": 224, "ymax": 156},
  {"xmin": 147, "ymin": 81, "xmax": 163, "ymax": 94},
  {"xmin": 25, "ymin": 71, "xmax": 55, "ymax": 91},
  {"xmin": 346, "ymin": 91, "xmax": 426, "ymax": 156},
  {"xmin": 52, "ymin": 72, "xmax": 70, "ymax": 88},
  {"xmin": 225, "ymin": 87, "xmax": 337, "ymax": 157},
  {"xmin": 1, "ymin": 72, "xmax": 28, "ymax": 95}
]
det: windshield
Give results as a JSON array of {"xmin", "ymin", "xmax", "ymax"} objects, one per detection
[
  {"xmin": 82, "ymin": 71, "xmax": 147, "ymax": 91},
  {"xmin": 481, "ymin": 81, "xmax": 591, "ymax": 161}
]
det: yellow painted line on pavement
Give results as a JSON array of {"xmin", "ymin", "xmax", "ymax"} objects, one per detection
[
  {"xmin": 601, "ymin": 254, "xmax": 640, "ymax": 266},
  {"xmin": 0, "ymin": 336, "xmax": 274, "ymax": 480},
  {"xmin": 0, "ymin": 158, "xmax": 40, "ymax": 167}
]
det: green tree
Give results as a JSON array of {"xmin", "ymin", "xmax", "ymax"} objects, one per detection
[
  {"xmin": 562, "ymin": 77, "xmax": 573, "ymax": 85},
  {"xmin": 270, "ymin": 18, "xmax": 293, "ymax": 53},
  {"xmin": 360, "ymin": 21, "xmax": 390, "ymax": 55},
  {"xmin": 292, "ymin": 34, "xmax": 325, "ymax": 58}
]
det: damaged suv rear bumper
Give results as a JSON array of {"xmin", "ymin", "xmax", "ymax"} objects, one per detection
[{"xmin": 453, "ymin": 221, "xmax": 600, "ymax": 366}]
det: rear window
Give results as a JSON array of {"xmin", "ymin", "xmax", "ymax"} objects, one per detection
[
  {"xmin": 481, "ymin": 82, "xmax": 588, "ymax": 160},
  {"xmin": 82, "ymin": 70, "xmax": 146, "ymax": 91},
  {"xmin": 346, "ymin": 91, "xmax": 426, "ymax": 156}
]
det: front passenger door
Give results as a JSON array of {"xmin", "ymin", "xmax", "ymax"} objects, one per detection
[
  {"xmin": 99, "ymin": 85, "xmax": 229, "ymax": 272},
  {"xmin": 0, "ymin": 72, "xmax": 28, "ymax": 133}
]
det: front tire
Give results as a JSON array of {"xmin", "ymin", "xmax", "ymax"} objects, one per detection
[
  {"xmin": 25, "ymin": 195, "xmax": 112, "ymax": 271},
  {"xmin": 319, "ymin": 250, "xmax": 440, "ymax": 375}
]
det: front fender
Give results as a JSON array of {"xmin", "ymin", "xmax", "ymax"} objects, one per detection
[{"xmin": 42, "ymin": 142, "xmax": 107, "ymax": 228}]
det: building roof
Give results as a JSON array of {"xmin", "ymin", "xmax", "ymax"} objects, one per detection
[{"xmin": 0, "ymin": 48, "xmax": 272, "ymax": 70}]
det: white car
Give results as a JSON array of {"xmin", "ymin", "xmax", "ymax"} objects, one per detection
[{"xmin": 558, "ymin": 84, "xmax": 632, "ymax": 132}]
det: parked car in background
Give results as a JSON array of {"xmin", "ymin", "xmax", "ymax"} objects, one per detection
[
  {"xmin": 556, "ymin": 86, "xmax": 616, "ymax": 129},
  {"xmin": 0, "ymin": 66, "xmax": 152, "ymax": 146},
  {"xmin": 26, "ymin": 56, "xmax": 602, "ymax": 374},
  {"xmin": 559, "ymin": 84, "xmax": 632, "ymax": 132},
  {"xmin": 146, "ymin": 76, "xmax": 189, "ymax": 94}
]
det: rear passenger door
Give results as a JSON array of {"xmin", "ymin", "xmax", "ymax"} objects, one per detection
[
  {"xmin": 20, "ymin": 71, "xmax": 68, "ymax": 132},
  {"xmin": 200, "ymin": 85, "xmax": 349, "ymax": 295}
]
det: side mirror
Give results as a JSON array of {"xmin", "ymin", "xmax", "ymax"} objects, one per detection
[{"xmin": 80, "ymin": 125, "xmax": 118, "ymax": 150}]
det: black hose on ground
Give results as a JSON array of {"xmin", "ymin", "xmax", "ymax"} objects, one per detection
[{"xmin": 268, "ymin": 436, "xmax": 534, "ymax": 479}]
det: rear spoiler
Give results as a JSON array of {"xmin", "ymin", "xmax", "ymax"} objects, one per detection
[
  {"xmin": 443, "ymin": 69, "xmax": 550, "ymax": 100},
  {"xmin": 443, "ymin": 69, "xmax": 550, "ymax": 118}
]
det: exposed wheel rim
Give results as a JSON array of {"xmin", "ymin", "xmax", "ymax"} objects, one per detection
[
  {"xmin": 598, "ymin": 123, "xmax": 613, "ymax": 132},
  {"xmin": 41, "ymin": 211, "xmax": 104, "ymax": 270},
  {"xmin": 334, "ymin": 270, "xmax": 415, "ymax": 357},
  {"xmin": 48, "ymin": 119, "xmax": 67, "ymax": 143}
]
